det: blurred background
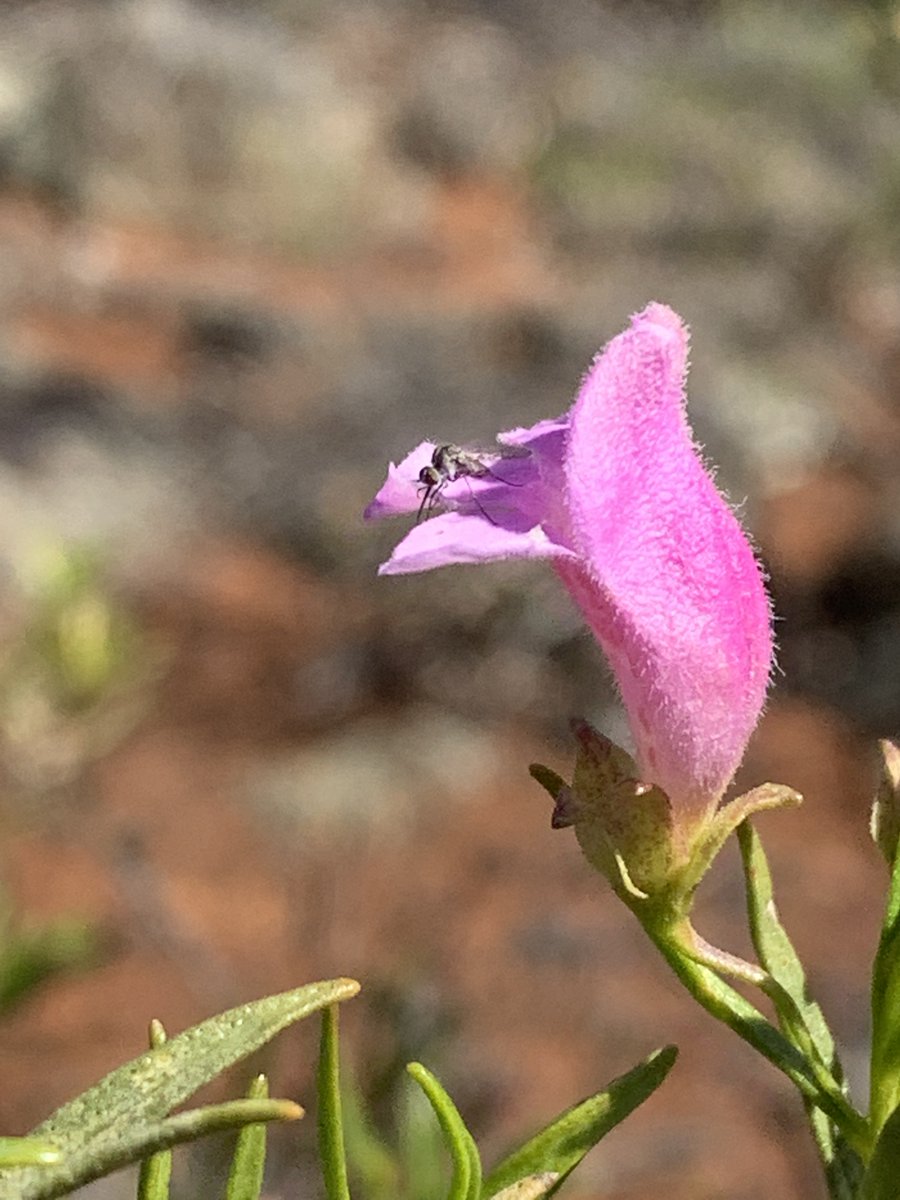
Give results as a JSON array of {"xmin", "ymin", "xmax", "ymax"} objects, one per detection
[{"xmin": 0, "ymin": 0, "xmax": 896, "ymax": 1196}]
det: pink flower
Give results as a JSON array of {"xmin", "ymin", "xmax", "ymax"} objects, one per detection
[{"xmin": 365, "ymin": 304, "xmax": 773, "ymax": 830}]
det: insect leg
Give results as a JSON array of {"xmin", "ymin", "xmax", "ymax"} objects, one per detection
[
  {"xmin": 416, "ymin": 485, "xmax": 432, "ymax": 524},
  {"xmin": 416, "ymin": 478, "xmax": 448, "ymax": 524},
  {"xmin": 461, "ymin": 476, "xmax": 499, "ymax": 526},
  {"xmin": 485, "ymin": 464, "xmax": 526, "ymax": 488}
]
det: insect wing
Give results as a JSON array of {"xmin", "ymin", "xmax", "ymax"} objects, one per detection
[{"xmin": 453, "ymin": 448, "xmax": 491, "ymax": 478}]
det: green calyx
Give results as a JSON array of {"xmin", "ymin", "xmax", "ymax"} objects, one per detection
[
  {"xmin": 532, "ymin": 720, "xmax": 801, "ymax": 916},
  {"xmin": 532, "ymin": 721, "xmax": 674, "ymax": 903}
]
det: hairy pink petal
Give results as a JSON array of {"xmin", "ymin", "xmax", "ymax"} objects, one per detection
[
  {"xmin": 562, "ymin": 303, "xmax": 772, "ymax": 821},
  {"xmin": 364, "ymin": 304, "xmax": 774, "ymax": 830}
]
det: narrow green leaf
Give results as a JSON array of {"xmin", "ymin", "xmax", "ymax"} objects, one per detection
[
  {"xmin": 318, "ymin": 1006, "xmax": 350, "ymax": 1200},
  {"xmin": 136, "ymin": 1146, "xmax": 171, "ymax": 1200},
  {"xmin": 400, "ymin": 1073, "xmax": 450, "ymax": 1200},
  {"xmin": 406, "ymin": 1063, "xmax": 481, "ymax": 1200},
  {"xmin": 859, "ymin": 1100, "xmax": 900, "ymax": 1199},
  {"xmin": 225, "ymin": 1076, "xmax": 270, "ymax": 1200},
  {"xmin": 11, "ymin": 1101, "xmax": 299, "ymax": 1200},
  {"xmin": 0, "ymin": 1142, "xmax": 60, "ymax": 1168},
  {"xmin": 738, "ymin": 822, "xmax": 862, "ymax": 1195},
  {"xmin": 489, "ymin": 1175, "xmax": 559, "ymax": 1200},
  {"xmin": 738, "ymin": 822, "xmax": 835, "ymax": 1061},
  {"xmin": 40, "ymin": 979, "xmax": 357, "ymax": 1141},
  {"xmin": 481, "ymin": 1046, "xmax": 677, "ymax": 1199},
  {"xmin": 148, "ymin": 1098, "xmax": 302, "ymax": 1142},
  {"xmin": 871, "ymin": 815, "xmax": 900, "ymax": 1139},
  {"xmin": 137, "ymin": 1021, "xmax": 172, "ymax": 1200},
  {"xmin": 0, "ymin": 978, "xmax": 358, "ymax": 1200}
]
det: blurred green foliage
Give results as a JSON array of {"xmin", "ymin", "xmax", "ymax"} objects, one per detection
[
  {"xmin": 0, "ymin": 540, "xmax": 158, "ymax": 803},
  {"xmin": 16, "ymin": 543, "xmax": 138, "ymax": 715},
  {"xmin": 342, "ymin": 1067, "xmax": 447, "ymax": 1200},
  {"xmin": 0, "ymin": 904, "xmax": 95, "ymax": 1015}
]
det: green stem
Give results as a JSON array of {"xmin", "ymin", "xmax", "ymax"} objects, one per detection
[
  {"xmin": 649, "ymin": 929, "xmax": 870, "ymax": 1159},
  {"xmin": 137, "ymin": 1020, "xmax": 172, "ymax": 1200},
  {"xmin": 225, "ymin": 1075, "xmax": 270, "ymax": 1200},
  {"xmin": 681, "ymin": 923, "xmax": 860, "ymax": 1132},
  {"xmin": 318, "ymin": 1006, "xmax": 351, "ymax": 1200}
]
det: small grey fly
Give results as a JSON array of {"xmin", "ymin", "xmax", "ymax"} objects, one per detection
[{"xmin": 416, "ymin": 443, "xmax": 525, "ymax": 524}]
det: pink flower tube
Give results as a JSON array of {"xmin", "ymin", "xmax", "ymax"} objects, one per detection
[{"xmin": 365, "ymin": 304, "xmax": 773, "ymax": 829}]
